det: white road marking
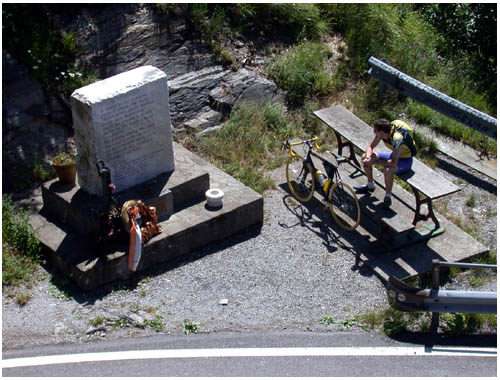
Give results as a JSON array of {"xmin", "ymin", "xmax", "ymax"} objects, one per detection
[{"xmin": 3, "ymin": 346, "xmax": 496, "ymax": 368}]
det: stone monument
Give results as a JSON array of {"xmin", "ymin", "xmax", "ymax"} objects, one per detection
[{"xmin": 71, "ymin": 65, "xmax": 175, "ymax": 195}]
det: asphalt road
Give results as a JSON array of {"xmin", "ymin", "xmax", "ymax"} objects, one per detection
[{"xmin": 3, "ymin": 331, "xmax": 496, "ymax": 377}]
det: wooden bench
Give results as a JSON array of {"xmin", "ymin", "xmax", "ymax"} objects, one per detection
[
  {"xmin": 314, "ymin": 105, "xmax": 461, "ymax": 236},
  {"xmin": 287, "ymin": 137, "xmax": 418, "ymax": 241}
]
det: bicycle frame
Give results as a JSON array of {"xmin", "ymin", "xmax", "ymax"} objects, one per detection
[
  {"xmin": 284, "ymin": 136, "xmax": 345, "ymax": 198},
  {"xmin": 284, "ymin": 135, "xmax": 361, "ymax": 231}
]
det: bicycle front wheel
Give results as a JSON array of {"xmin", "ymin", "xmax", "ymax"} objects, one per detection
[
  {"xmin": 286, "ymin": 155, "xmax": 315, "ymax": 202},
  {"xmin": 328, "ymin": 181, "xmax": 361, "ymax": 231}
]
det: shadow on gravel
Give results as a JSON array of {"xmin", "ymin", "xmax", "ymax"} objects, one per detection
[
  {"xmin": 278, "ymin": 183, "xmax": 378, "ymax": 279},
  {"xmin": 387, "ymin": 331, "xmax": 498, "ymax": 348},
  {"xmin": 40, "ymin": 222, "xmax": 263, "ymax": 305},
  {"xmin": 277, "ymin": 182, "xmax": 457, "ymax": 283}
]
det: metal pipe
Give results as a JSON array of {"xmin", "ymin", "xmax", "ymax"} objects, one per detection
[{"xmin": 433, "ymin": 261, "xmax": 497, "ymax": 270}]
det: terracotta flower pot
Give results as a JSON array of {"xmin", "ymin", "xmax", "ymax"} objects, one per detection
[{"xmin": 52, "ymin": 162, "xmax": 77, "ymax": 184}]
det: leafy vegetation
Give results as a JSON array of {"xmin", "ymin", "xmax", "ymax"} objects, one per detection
[
  {"xmin": 11, "ymin": 158, "xmax": 55, "ymax": 194},
  {"xmin": 2, "ymin": 195, "xmax": 41, "ymax": 287},
  {"xmin": 2, "ymin": 3, "xmax": 98, "ymax": 98},
  {"xmin": 414, "ymin": 4, "xmax": 497, "ymax": 107},
  {"xmin": 318, "ymin": 316, "xmax": 335, "ymax": 326},
  {"xmin": 268, "ymin": 41, "xmax": 334, "ymax": 105},
  {"xmin": 184, "ymin": 102, "xmax": 303, "ymax": 193},
  {"xmin": 90, "ymin": 315, "xmax": 105, "ymax": 328},
  {"xmin": 182, "ymin": 318, "xmax": 200, "ymax": 334},
  {"xmin": 356, "ymin": 307, "xmax": 496, "ymax": 336},
  {"xmin": 185, "ymin": 3, "xmax": 496, "ymax": 195},
  {"xmin": 51, "ymin": 151, "xmax": 75, "ymax": 166},
  {"xmin": 141, "ymin": 314, "xmax": 164, "ymax": 332}
]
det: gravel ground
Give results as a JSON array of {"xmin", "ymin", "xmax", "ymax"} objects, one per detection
[{"xmin": 2, "ymin": 154, "xmax": 496, "ymax": 350}]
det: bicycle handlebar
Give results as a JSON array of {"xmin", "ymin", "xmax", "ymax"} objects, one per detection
[
  {"xmin": 284, "ymin": 135, "xmax": 349, "ymax": 164},
  {"xmin": 283, "ymin": 135, "xmax": 320, "ymax": 151}
]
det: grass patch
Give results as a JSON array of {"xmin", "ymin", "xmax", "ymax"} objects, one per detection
[
  {"xmin": 112, "ymin": 318, "xmax": 131, "ymax": 329},
  {"xmin": 465, "ymin": 194, "xmax": 477, "ymax": 208},
  {"xmin": 356, "ymin": 310, "xmax": 385, "ymax": 331},
  {"xmin": 90, "ymin": 315, "xmax": 105, "ymax": 328},
  {"xmin": 49, "ymin": 275, "xmax": 75, "ymax": 300},
  {"xmin": 185, "ymin": 102, "xmax": 301, "ymax": 194},
  {"xmin": 357, "ymin": 307, "xmax": 495, "ymax": 336},
  {"xmin": 15, "ymin": 292, "xmax": 33, "ymax": 306},
  {"xmin": 406, "ymin": 100, "xmax": 496, "ymax": 156},
  {"xmin": 442, "ymin": 313, "xmax": 483, "ymax": 336}
]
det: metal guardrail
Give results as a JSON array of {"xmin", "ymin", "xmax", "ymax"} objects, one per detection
[
  {"xmin": 387, "ymin": 259, "xmax": 497, "ymax": 333},
  {"xmin": 367, "ymin": 56, "xmax": 497, "ymax": 140}
]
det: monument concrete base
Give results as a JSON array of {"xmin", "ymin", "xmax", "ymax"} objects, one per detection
[{"xmin": 30, "ymin": 143, "xmax": 263, "ymax": 290}]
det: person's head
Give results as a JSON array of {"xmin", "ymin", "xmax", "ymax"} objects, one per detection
[{"xmin": 373, "ymin": 119, "xmax": 392, "ymax": 139}]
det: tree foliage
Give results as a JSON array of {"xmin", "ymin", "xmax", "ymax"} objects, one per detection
[{"xmin": 414, "ymin": 4, "xmax": 497, "ymax": 107}]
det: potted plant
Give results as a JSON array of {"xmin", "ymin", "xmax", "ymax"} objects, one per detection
[{"xmin": 51, "ymin": 151, "xmax": 76, "ymax": 184}]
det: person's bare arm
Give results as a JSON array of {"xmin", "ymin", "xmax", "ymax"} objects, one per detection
[
  {"xmin": 362, "ymin": 136, "xmax": 380, "ymax": 163},
  {"xmin": 385, "ymin": 146, "xmax": 401, "ymax": 168}
]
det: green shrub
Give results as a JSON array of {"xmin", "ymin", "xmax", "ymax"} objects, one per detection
[
  {"xmin": 3, "ymin": 4, "xmax": 97, "ymax": 98},
  {"xmin": 318, "ymin": 316, "xmax": 335, "ymax": 326},
  {"xmin": 12, "ymin": 158, "xmax": 55, "ymax": 193},
  {"xmin": 261, "ymin": 3, "xmax": 329, "ymax": 41},
  {"xmin": 2, "ymin": 195, "xmax": 41, "ymax": 286},
  {"xmin": 442, "ymin": 313, "xmax": 482, "ymax": 335},
  {"xmin": 414, "ymin": 4, "xmax": 497, "ymax": 107},
  {"xmin": 182, "ymin": 319, "xmax": 200, "ymax": 334},
  {"xmin": 322, "ymin": 4, "xmax": 397, "ymax": 75},
  {"xmin": 382, "ymin": 309, "xmax": 408, "ymax": 335},
  {"xmin": 268, "ymin": 41, "xmax": 333, "ymax": 105},
  {"xmin": 2, "ymin": 195, "xmax": 40, "ymax": 260}
]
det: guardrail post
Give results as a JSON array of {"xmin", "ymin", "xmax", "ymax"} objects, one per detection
[{"xmin": 430, "ymin": 259, "xmax": 441, "ymax": 333}]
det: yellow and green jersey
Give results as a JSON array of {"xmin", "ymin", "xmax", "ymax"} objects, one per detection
[{"xmin": 382, "ymin": 120, "xmax": 417, "ymax": 158}]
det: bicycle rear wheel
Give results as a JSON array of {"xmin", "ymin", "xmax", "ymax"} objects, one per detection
[
  {"xmin": 286, "ymin": 155, "xmax": 315, "ymax": 202},
  {"xmin": 328, "ymin": 181, "xmax": 361, "ymax": 231}
]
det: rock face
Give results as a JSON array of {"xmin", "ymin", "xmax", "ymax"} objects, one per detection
[
  {"xmin": 2, "ymin": 4, "xmax": 285, "ymax": 193},
  {"xmin": 2, "ymin": 50, "xmax": 74, "ymax": 192},
  {"xmin": 71, "ymin": 65, "xmax": 175, "ymax": 195}
]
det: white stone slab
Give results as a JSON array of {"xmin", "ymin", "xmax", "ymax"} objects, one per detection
[{"xmin": 71, "ymin": 66, "xmax": 174, "ymax": 195}]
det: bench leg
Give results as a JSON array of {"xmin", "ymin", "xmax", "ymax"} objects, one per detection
[
  {"xmin": 410, "ymin": 187, "xmax": 440, "ymax": 229},
  {"xmin": 334, "ymin": 131, "xmax": 361, "ymax": 168}
]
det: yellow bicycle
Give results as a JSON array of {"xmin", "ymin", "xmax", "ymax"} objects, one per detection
[{"xmin": 284, "ymin": 135, "xmax": 361, "ymax": 231}]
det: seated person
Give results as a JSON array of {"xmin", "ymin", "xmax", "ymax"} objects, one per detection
[{"xmin": 354, "ymin": 118, "xmax": 417, "ymax": 207}]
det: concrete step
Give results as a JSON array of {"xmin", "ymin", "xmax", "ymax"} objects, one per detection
[
  {"xmin": 31, "ymin": 142, "xmax": 264, "ymax": 290},
  {"xmin": 40, "ymin": 144, "xmax": 211, "ymax": 238},
  {"xmin": 32, "ymin": 193, "xmax": 263, "ymax": 290}
]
